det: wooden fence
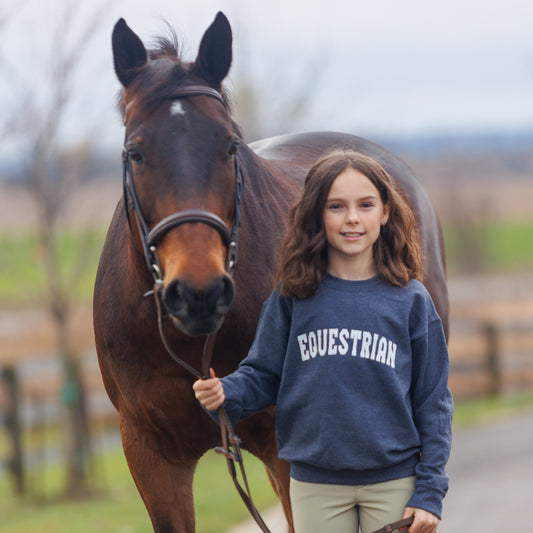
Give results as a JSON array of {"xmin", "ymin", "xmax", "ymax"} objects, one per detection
[
  {"xmin": 448, "ymin": 318, "xmax": 533, "ymax": 398},
  {"xmin": 0, "ymin": 351, "xmax": 113, "ymax": 497}
]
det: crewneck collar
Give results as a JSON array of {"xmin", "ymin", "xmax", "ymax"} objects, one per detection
[{"xmin": 322, "ymin": 273, "xmax": 385, "ymax": 292}]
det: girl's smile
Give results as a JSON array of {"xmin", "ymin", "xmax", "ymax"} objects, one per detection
[{"xmin": 341, "ymin": 231, "xmax": 363, "ymax": 239}]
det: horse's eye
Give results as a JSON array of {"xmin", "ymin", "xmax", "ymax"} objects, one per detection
[
  {"xmin": 227, "ymin": 141, "xmax": 238, "ymax": 157},
  {"xmin": 129, "ymin": 149, "xmax": 144, "ymax": 164}
]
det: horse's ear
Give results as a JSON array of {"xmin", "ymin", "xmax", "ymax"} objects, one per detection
[
  {"xmin": 192, "ymin": 12, "xmax": 232, "ymax": 88},
  {"xmin": 112, "ymin": 18, "xmax": 148, "ymax": 88}
]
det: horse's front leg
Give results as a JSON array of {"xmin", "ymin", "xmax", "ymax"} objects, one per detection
[
  {"xmin": 263, "ymin": 455, "xmax": 293, "ymax": 532},
  {"xmin": 120, "ymin": 415, "xmax": 199, "ymax": 533}
]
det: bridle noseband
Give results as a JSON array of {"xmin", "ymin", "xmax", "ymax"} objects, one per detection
[{"xmin": 122, "ymin": 85, "xmax": 244, "ymax": 287}]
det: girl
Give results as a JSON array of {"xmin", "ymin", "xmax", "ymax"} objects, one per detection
[{"xmin": 193, "ymin": 150, "xmax": 453, "ymax": 533}]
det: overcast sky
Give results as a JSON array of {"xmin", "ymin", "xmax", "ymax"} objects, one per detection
[{"xmin": 1, "ymin": 0, "xmax": 532, "ymax": 156}]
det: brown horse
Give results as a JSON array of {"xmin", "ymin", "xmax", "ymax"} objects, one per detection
[{"xmin": 93, "ymin": 11, "xmax": 448, "ymax": 533}]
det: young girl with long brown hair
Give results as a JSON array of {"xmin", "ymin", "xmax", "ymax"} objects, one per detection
[{"xmin": 194, "ymin": 150, "xmax": 453, "ymax": 533}]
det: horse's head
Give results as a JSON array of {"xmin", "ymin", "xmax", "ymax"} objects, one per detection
[{"xmin": 112, "ymin": 13, "xmax": 242, "ymax": 337}]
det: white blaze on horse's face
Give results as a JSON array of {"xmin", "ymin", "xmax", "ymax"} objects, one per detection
[{"xmin": 170, "ymin": 101, "xmax": 186, "ymax": 117}]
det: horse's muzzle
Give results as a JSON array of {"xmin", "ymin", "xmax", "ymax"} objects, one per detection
[{"xmin": 162, "ymin": 275, "xmax": 235, "ymax": 336}]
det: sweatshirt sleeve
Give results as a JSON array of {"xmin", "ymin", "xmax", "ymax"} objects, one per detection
[
  {"xmin": 220, "ymin": 291, "xmax": 291, "ymax": 426},
  {"xmin": 406, "ymin": 288, "xmax": 454, "ymax": 519}
]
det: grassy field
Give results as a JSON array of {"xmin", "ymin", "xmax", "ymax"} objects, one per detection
[
  {"xmin": 0, "ymin": 446, "xmax": 279, "ymax": 533},
  {"xmin": 442, "ymin": 218, "xmax": 533, "ymax": 275},
  {"xmin": 2, "ymin": 393, "xmax": 533, "ymax": 532},
  {"xmin": 0, "ymin": 228, "xmax": 105, "ymax": 306}
]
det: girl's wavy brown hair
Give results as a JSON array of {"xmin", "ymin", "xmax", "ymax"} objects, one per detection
[{"xmin": 275, "ymin": 150, "xmax": 423, "ymax": 299}]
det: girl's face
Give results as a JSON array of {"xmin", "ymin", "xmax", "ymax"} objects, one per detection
[{"xmin": 323, "ymin": 168, "xmax": 389, "ymax": 280}]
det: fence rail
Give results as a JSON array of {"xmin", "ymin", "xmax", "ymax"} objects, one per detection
[{"xmin": 448, "ymin": 318, "xmax": 533, "ymax": 398}]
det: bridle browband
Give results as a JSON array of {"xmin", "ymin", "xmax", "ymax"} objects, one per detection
[{"xmin": 121, "ymin": 85, "xmax": 271, "ymax": 533}]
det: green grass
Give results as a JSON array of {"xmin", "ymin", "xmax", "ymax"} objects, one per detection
[
  {"xmin": 0, "ymin": 445, "xmax": 278, "ymax": 533},
  {"xmin": 452, "ymin": 391, "xmax": 533, "ymax": 428},
  {"xmin": 0, "ymin": 228, "xmax": 106, "ymax": 306},
  {"xmin": 0, "ymin": 447, "xmax": 153, "ymax": 533},
  {"xmin": 441, "ymin": 218, "xmax": 533, "ymax": 275},
  {"xmin": 486, "ymin": 220, "xmax": 533, "ymax": 269}
]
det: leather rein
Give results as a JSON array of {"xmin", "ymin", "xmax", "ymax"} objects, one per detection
[
  {"xmin": 122, "ymin": 85, "xmax": 271, "ymax": 532},
  {"xmin": 371, "ymin": 517, "xmax": 414, "ymax": 533}
]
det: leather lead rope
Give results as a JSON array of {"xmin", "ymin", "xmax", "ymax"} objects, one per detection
[
  {"xmin": 371, "ymin": 516, "xmax": 414, "ymax": 533},
  {"xmin": 201, "ymin": 328, "xmax": 272, "ymax": 533},
  {"xmin": 153, "ymin": 286, "xmax": 271, "ymax": 532},
  {"xmin": 213, "ymin": 407, "xmax": 271, "ymax": 532}
]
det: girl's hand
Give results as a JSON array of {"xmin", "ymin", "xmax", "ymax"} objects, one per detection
[
  {"xmin": 400, "ymin": 507, "xmax": 439, "ymax": 533},
  {"xmin": 192, "ymin": 368, "xmax": 225, "ymax": 411}
]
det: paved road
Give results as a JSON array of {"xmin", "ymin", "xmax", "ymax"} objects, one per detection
[
  {"xmin": 229, "ymin": 410, "xmax": 533, "ymax": 533},
  {"xmin": 439, "ymin": 410, "xmax": 533, "ymax": 533}
]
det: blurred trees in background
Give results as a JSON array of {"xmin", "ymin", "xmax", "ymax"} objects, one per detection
[{"xmin": 0, "ymin": 0, "xmax": 109, "ymax": 498}]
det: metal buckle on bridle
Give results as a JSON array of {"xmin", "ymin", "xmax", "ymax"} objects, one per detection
[{"xmin": 215, "ymin": 437, "xmax": 241, "ymax": 463}]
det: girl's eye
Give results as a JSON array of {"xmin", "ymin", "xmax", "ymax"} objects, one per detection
[
  {"xmin": 327, "ymin": 203, "xmax": 343, "ymax": 210},
  {"xmin": 360, "ymin": 201, "xmax": 374, "ymax": 209}
]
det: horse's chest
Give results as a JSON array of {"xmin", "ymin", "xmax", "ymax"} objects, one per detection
[{"xmin": 117, "ymin": 367, "xmax": 196, "ymax": 422}]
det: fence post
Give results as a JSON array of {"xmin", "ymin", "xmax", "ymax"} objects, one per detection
[
  {"xmin": 1, "ymin": 365, "xmax": 25, "ymax": 495},
  {"xmin": 483, "ymin": 322, "xmax": 502, "ymax": 396}
]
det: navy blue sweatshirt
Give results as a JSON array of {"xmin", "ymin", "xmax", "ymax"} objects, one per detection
[{"xmin": 220, "ymin": 274, "xmax": 453, "ymax": 518}]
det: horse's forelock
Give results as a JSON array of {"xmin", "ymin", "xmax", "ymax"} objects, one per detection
[
  {"xmin": 117, "ymin": 27, "xmax": 239, "ymax": 132},
  {"xmin": 148, "ymin": 25, "xmax": 182, "ymax": 62}
]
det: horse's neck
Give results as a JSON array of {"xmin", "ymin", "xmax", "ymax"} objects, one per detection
[
  {"xmin": 240, "ymin": 147, "xmax": 300, "ymax": 208},
  {"xmin": 236, "ymin": 148, "xmax": 299, "ymax": 278}
]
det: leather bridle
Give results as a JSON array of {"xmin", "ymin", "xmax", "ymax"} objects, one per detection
[
  {"xmin": 121, "ymin": 85, "xmax": 271, "ymax": 532},
  {"xmin": 121, "ymin": 85, "xmax": 243, "ymax": 284}
]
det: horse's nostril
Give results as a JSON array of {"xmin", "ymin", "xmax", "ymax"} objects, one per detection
[
  {"xmin": 162, "ymin": 276, "xmax": 235, "ymax": 319},
  {"xmin": 163, "ymin": 280, "xmax": 188, "ymax": 317},
  {"xmin": 216, "ymin": 276, "xmax": 235, "ymax": 313}
]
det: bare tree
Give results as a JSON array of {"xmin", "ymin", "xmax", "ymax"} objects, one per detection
[
  {"xmin": 0, "ymin": 0, "xmax": 109, "ymax": 497},
  {"xmin": 221, "ymin": 5, "xmax": 329, "ymax": 142}
]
